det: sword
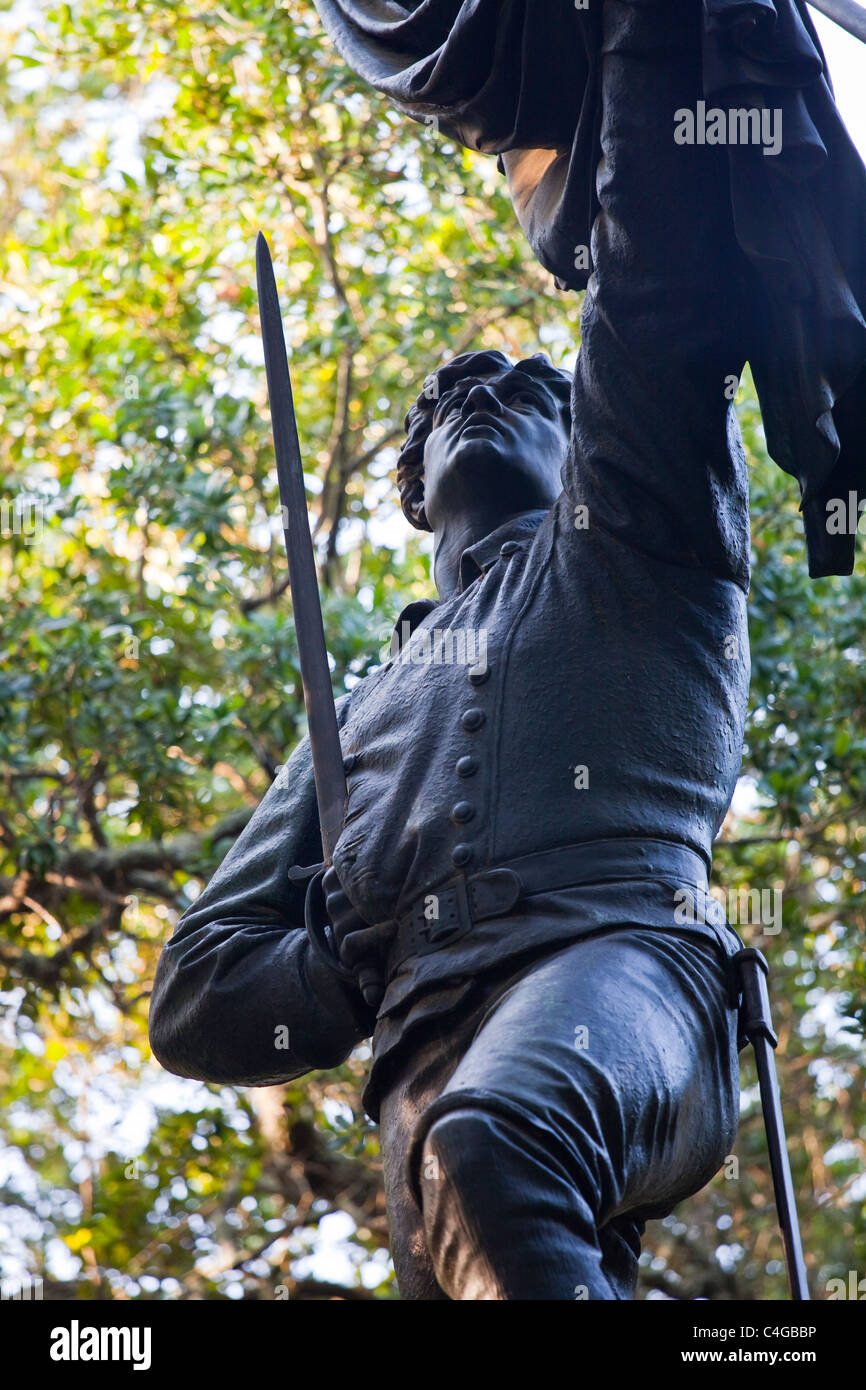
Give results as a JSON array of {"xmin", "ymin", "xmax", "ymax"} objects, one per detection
[{"xmin": 256, "ymin": 232, "xmax": 384, "ymax": 1008}]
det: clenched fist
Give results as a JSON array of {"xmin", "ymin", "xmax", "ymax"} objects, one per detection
[{"xmin": 322, "ymin": 865, "xmax": 385, "ymax": 1009}]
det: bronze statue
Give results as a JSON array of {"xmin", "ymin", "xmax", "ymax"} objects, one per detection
[{"xmin": 149, "ymin": 0, "xmax": 866, "ymax": 1298}]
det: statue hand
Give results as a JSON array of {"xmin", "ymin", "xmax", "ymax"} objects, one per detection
[{"xmin": 322, "ymin": 865, "xmax": 386, "ymax": 1009}]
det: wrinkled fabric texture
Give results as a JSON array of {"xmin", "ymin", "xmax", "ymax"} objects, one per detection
[
  {"xmin": 313, "ymin": 0, "xmax": 866, "ymax": 576},
  {"xmin": 368, "ymin": 876, "xmax": 744, "ymax": 1118},
  {"xmin": 147, "ymin": 708, "xmax": 377, "ymax": 1087},
  {"xmin": 147, "ymin": 0, "xmax": 776, "ymax": 1299},
  {"xmin": 149, "ymin": 0, "xmax": 756, "ymax": 1119},
  {"xmin": 378, "ymin": 928, "xmax": 741, "ymax": 1299}
]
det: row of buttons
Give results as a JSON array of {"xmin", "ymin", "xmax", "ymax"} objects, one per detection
[
  {"xmin": 447, "ymin": 541, "xmax": 524, "ymax": 867},
  {"xmin": 342, "ymin": 543, "xmax": 519, "ymax": 869},
  {"xmin": 452, "ymin": 692, "xmax": 487, "ymax": 865}
]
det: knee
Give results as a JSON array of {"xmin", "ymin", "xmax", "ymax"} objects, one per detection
[
  {"xmin": 418, "ymin": 1102, "xmax": 595, "ymax": 1209},
  {"xmin": 414, "ymin": 1104, "xmax": 605, "ymax": 1300},
  {"xmin": 416, "ymin": 1106, "xmax": 510, "ymax": 1299},
  {"xmin": 417, "ymin": 1107, "xmax": 495, "ymax": 1202},
  {"xmin": 417, "ymin": 1101, "xmax": 595, "ymax": 1226}
]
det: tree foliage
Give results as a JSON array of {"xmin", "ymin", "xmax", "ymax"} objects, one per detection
[{"xmin": 0, "ymin": 0, "xmax": 863, "ymax": 1300}]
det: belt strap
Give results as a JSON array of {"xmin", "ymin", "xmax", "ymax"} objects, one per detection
[{"xmin": 391, "ymin": 837, "xmax": 710, "ymax": 965}]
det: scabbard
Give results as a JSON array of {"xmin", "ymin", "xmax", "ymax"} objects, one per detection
[{"xmin": 733, "ymin": 948, "xmax": 810, "ymax": 1300}]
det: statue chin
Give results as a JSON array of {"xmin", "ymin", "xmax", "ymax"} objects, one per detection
[{"xmin": 451, "ymin": 432, "xmax": 509, "ymax": 468}]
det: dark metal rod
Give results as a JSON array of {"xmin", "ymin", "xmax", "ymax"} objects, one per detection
[
  {"xmin": 809, "ymin": 0, "xmax": 866, "ymax": 42},
  {"xmin": 735, "ymin": 949, "xmax": 810, "ymax": 1301},
  {"xmin": 752, "ymin": 1035, "xmax": 811, "ymax": 1300},
  {"xmin": 256, "ymin": 231, "xmax": 347, "ymax": 862}
]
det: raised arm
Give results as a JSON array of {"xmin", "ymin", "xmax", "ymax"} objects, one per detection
[
  {"xmin": 562, "ymin": 1, "xmax": 755, "ymax": 591},
  {"xmin": 148, "ymin": 715, "xmax": 374, "ymax": 1086}
]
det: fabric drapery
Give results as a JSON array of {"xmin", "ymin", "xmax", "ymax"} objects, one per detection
[{"xmin": 312, "ymin": 0, "xmax": 866, "ymax": 576}]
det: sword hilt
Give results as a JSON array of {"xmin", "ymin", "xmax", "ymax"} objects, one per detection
[
  {"xmin": 302, "ymin": 866, "xmax": 357, "ymax": 986},
  {"xmin": 733, "ymin": 946, "xmax": 778, "ymax": 1049},
  {"xmin": 357, "ymin": 969, "xmax": 385, "ymax": 1010},
  {"xmin": 299, "ymin": 866, "xmax": 386, "ymax": 1009}
]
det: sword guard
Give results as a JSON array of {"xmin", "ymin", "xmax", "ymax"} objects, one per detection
[{"xmin": 288, "ymin": 862, "xmax": 324, "ymax": 883}]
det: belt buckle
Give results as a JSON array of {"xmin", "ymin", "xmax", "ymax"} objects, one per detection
[{"xmin": 413, "ymin": 877, "xmax": 472, "ymax": 952}]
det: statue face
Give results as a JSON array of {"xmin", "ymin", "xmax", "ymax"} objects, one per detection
[{"xmin": 421, "ymin": 367, "xmax": 569, "ymax": 531}]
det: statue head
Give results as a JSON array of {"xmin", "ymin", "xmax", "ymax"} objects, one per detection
[{"xmin": 397, "ymin": 350, "xmax": 572, "ymax": 536}]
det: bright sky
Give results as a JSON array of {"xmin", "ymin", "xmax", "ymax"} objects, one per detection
[{"xmin": 812, "ymin": 9, "xmax": 866, "ymax": 155}]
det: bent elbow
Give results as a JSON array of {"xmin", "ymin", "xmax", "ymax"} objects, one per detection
[
  {"xmin": 147, "ymin": 948, "xmax": 342, "ymax": 1086},
  {"xmin": 147, "ymin": 981, "xmax": 213, "ymax": 1082},
  {"xmin": 147, "ymin": 955, "xmax": 252, "ymax": 1084}
]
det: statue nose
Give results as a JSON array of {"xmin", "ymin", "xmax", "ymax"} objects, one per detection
[{"xmin": 464, "ymin": 383, "xmax": 502, "ymax": 414}]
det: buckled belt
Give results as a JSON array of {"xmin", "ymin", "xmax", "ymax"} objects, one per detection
[{"xmin": 390, "ymin": 837, "xmax": 710, "ymax": 966}]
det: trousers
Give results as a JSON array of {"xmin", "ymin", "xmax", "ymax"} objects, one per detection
[{"xmin": 377, "ymin": 928, "xmax": 741, "ymax": 1299}]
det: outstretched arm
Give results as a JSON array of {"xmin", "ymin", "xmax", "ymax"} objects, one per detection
[
  {"xmin": 563, "ymin": 1, "xmax": 755, "ymax": 591},
  {"xmin": 148, "ymin": 718, "xmax": 374, "ymax": 1086}
]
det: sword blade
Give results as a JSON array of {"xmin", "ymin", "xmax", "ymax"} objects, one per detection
[
  {"xmin": 256, "ymin": 231, "xmax": 347, "ymax": 861},
  {"xmin": 808, "ymin": 0, "xmax": 866, "ymax": 42}
]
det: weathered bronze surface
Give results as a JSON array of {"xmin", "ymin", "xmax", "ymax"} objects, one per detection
[{"xmin": 149, "ymin": 0, "xmax": 865, "ymax": 1298}]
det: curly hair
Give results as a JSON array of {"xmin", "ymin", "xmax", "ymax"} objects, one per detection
[{"xmin": 396, "ymin": 350, "xmax": 572, "ymax": 531}]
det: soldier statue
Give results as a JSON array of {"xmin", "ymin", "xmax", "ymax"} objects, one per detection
[{"xmin": 149, "ymin": 0, "xmax": 866, "ymax": 1298}]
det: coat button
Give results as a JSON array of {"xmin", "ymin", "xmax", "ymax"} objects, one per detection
[
  {"xmin": 451, "ymin": 843, "xmax": 472, "ymax": 868},
  {"xmin": 500, "ymin": 540, "xmax": 521, "ymax": 558},
  {"xmin": 342, "ymin": 753, "xmax": 358, "ymax": 774},
  {"xmin": 451, "ymin": 801, "xmax": 475, "ymax": 824},
  {"xmin": 456, "ymin": 755, "xmax": 479, "ymax": 778},
  {"xmin": 461, "ymin": 707, "xmax": 486, "ymax": 731},
  {"xmin": 468, "ymin": 664, "xmax": 490, "ymax": 685}
]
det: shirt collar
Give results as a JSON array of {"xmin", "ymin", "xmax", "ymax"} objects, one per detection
[
  {"xmin": 458, "ymin": 509, "xmax": 547, "ymax": 592},
  {"xmin": 389, "ymin": 509, "xmax": 548, "ymax": 656},
  {"xmin": 389, "ymin": 598, "xmax": 439, "ymax": 655}
]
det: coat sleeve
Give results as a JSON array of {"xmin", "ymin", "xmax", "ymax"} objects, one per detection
[
  {"xmin": 312, "ymin": 0, "xmax": 599, "ymax": 285},
  {"xmin": 560, "ymin": 0, "xmax": 753, "ymax": 592},
  {"xmin": 148, "ymin": 712, "xmax": 375, "ymax": 1086},
  {"xmin": 312, "ymin": 0, "xmax": 866, "ymax": 579}
]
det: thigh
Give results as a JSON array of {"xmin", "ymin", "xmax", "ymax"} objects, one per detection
[
  {"xmin": 377, "ymin": 960, "xmax": 556, "ymax": 1298},
  {"xmin": 378, "ymin": 1019, "xmax": 478, "ymax": 1300},
  {"xmin": 413, "ymin": 929, "xmax": 740, "ymax": 1226}
]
